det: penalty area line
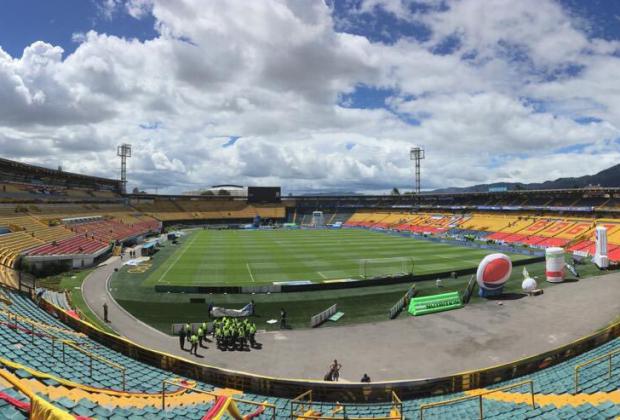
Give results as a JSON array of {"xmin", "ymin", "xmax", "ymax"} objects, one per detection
[
  {"xmin": 246, "ymin": 263, "xmax": 256, "ymax": 282},
  {"xmin": 156, "ymin": 233, "xmax": 198, "ymax": 283}
]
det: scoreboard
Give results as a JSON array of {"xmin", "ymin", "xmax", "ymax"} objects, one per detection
[{"xmin": 247, "ymin": 186, "xmax": 281, "ymax": 203}]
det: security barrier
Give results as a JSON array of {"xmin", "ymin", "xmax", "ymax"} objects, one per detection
[
  {"xmin": 408, "ymin": 292, "xmax": 463, "ymax": 316},
  {"xmin": 388, "ymin": 284, "xmax": 417, "ymax": 319},
  {"xmin": 310, "ymin": 304, "xmax": 337, "ymax": 328}
]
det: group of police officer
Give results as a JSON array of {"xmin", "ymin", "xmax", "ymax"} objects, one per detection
[
  {"xmin": 214, "ymin": 317, "xmax": 258, "ymax": 351},
  {"xmin": 178, "ymin": 317, "xmax": 258, "ymax": 354},
  {"xmin": 178, "ymin": 321, "xmax": 210, "ymax": 355}
]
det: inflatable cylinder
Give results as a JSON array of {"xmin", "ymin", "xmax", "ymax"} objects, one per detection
[
  {"xmin": 545, "ymin": 247, "xmax": 565, "ymax": 283},
  {"xmin": 593, "ymin": 225, "xmax": 609, "ymax": 268}
]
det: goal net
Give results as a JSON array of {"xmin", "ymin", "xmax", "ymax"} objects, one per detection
[{"xmin": 359, "ymin": 257, "xmax": 414, "ymax": 279}]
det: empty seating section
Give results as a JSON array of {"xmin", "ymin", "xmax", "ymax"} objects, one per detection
[
  {"xmin": 29, "ymin": 226, "xmax": 76, "ymax": 243},
  {"xmin": 0, "ymin": 206, "xmax": 160, "ymax": 268},
  {"xmin": 1, "ymin": 285, "xmax": 619, "ymax": 418},
  {"xmin": 0, "ymin": 233, "xmax": 44, "ymax": 268},
  {"xmin": 69, "ymin": 219, "xmax": 160, "ymax": 243},
  {"xmin": 0, "ymin": 215, "xmax": 48, "ymax": 232},
  {"xmin": 0, "ymin": 372, "xmax": 29, "ymax": 420},
  {"xmin": 460, "ymin": 214, "xmax": 517, "ymax": 232},
  {"xmin": 344, "ymin": 211, "xmax": 620, "ymax": 259},
  {"xmin": 29, "ymin": 203, "xmax": 131, "ymax": 221},
  {"xmin": 27, "ymin": 236, "xmax": 109, "ymax": 257},
  {"xmin": 132, "ymin": 198, "xmax": 286, "ymax": 222}
]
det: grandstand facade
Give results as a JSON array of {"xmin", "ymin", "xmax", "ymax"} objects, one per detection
[{"xmin": 2, "ymin": 156, "xmax": 620, "ymax": 274}]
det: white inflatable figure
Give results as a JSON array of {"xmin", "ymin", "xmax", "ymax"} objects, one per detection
[
  {"xmin": 521, "ymin": 267, "xmax": 537, "ymax": 292},
  {"xmin": 592, "ymin": 225, "xmax": 609, "ymax": 269}
]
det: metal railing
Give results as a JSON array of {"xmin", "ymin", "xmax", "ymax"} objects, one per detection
[
  {"xmin": 290, "ymin": 389, "xmax": 403, "ymax": 420},
  {"xmin": 419, "ymin": 380, "xmax": 535, "ymax": 420},
  {"xmin": 161, "ymin": 379, "xmax": 276, "ymax": 419},
  {"xmin": 61, "ymin": 340, "xmax": 126, "ymax": 391},
  {"xmin": 0, "ymin": 308, "xmax": 83, "ymax": 337},
  {"xmin": 2, "ymin": 309, "xmax": 58, "ymax": 356},
  {"xmin": 574, "ymin": 348, "xmax": 619, "ymax": 393}
]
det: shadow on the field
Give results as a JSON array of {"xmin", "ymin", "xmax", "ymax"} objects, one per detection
[{"xmin": 487, "ymin": 293, "xmax": 527, "ymax": 301}]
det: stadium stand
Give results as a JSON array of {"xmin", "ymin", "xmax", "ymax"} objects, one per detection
[
  {"xmin": 26, "ymin": 236, "xmax": 109, "ymax": 257},
  {"xmin": 0, "ymin": 285, "xmax": 618, "ymax": 419},
  {"xmin": 68, "ymin": 219, "xmax": 160, "ymax": 243}
]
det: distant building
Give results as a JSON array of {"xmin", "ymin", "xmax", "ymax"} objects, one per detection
[{"xmin": 183, "ymin": 185, "xmax": 247, "ymax": 197}]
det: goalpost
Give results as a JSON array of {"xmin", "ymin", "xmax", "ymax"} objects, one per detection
[{"xmin": 359, "ymin": 257, "xmax": 414, "ymax": 279}]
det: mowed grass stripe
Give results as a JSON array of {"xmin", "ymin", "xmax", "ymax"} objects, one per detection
[{"xmin": 143, "ymin": 229, "xmax": 528, "ymax": 286}]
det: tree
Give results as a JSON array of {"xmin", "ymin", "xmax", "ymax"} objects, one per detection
[
  {"xmin": 201, "ymin": 190, "xmax": 214, "ymax": 196},
  {"xmin": 217, "ymin": 189, "xmax": 231, "ymax": 196},
  {"xmin": 132, "ymin": 187, "xmax": 140, "ymax": 194},
  {"xmin": 391, "ymin": 187, "xmax": 400, "ymax": 195}
]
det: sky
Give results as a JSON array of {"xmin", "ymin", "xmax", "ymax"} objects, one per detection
[{"xmin": 1, "ymin": 0, "xmax": 620, "ymax": 194}]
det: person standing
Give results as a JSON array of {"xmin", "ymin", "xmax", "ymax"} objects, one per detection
[
  {"xmin": 280, "ymin": 308, "xmax": 287, "ymax": 329},
  {"xmin": 179, "ymin": 327, "xmax": 186, "ymax": 350},
  {"xmin": 360, "ymin": 373, "xmax": 371, "ymax": 383},
  {"xmin": 197, "ymin": 325, "xmax": 205, "ymax": 347},
  {"xmin": 330, "ymin": 360, "xmax": 342, "ymax": 382},
  {"xmin": 103, "ymin": 302, "xmax": 109, "ymax": 323},
  {"xmin": 190, "ymin": 334, "xmax": 198, "ymax": 355},
  {"xmin": 249, "ymin": 300, "xmax": 255, "ymax": 316}
]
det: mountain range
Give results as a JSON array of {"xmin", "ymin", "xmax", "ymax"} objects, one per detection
[{"xmin": 432, "ymin": 163, "xmax": 620, "ymax": 193}]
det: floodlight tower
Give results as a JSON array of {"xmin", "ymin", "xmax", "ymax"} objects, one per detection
[
  {"xmin": 410, "ymin": 146, "xmax": 425, "ymax": 195},
  {"xmin": 117, "ymin": 144, "xmax": 132, "ymax": 194}
]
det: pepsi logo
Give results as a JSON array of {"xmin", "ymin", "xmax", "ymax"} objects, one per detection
[{"xmin": 476, "ymin": 253, "xmax": 512, "ymax": 290}]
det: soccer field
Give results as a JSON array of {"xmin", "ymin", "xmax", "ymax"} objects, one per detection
[{"xmin": 143, "ymin": 228, "xmax": 530, "ymax": 287}]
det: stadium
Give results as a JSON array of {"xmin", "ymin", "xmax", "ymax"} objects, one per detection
[
  {"xmin": 1, "ymin": 1, "xmax": 620, "ymax": 419},
  {"xmin": 0, "ymin": 153, "xmax": 618, "ymax": 419}
]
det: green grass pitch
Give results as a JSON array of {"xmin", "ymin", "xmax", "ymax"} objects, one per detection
[{"xmin": 143, "ymin": 228, "xmax": 530, "ymax": 287}]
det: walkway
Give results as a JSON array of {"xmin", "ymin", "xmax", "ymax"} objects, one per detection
[{"xmin": 81, "ymin": 260, "xmax": 620, "ymax": 383}]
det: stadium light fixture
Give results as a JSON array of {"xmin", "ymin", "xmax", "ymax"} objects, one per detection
[
  {"xmin": 410, "ymin": 146, "xmax": 425, "ymax": 195},
  {"xmin": 117, "ymin": 143, "xmax": 132, "ymax": 194}
]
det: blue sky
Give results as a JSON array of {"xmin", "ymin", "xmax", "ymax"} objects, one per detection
[
  {"xmin": 0, "ymin": 0, "xmax": 619, "ymax": 194},
  {"xmin": 0, "ymin": 0, "xmax": 157, "ymax": 58}
]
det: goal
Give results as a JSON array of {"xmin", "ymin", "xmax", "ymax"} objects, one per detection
[
  {"xmin": 359, "ymin": 257, "xmax": 414, "ymax": 279},
  {"xmin": 311, "ymin": 211, "xmax": 325, "ymax": 227}
]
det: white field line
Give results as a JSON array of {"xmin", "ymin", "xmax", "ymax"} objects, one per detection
[
  {"xmin": 434, "ymin": 253, "xmax": 482, "ymax": 266},
  {"xmin": 246, "ymin": 263, "xmax": 256, "ymax": 283},
  {"xmin": 157, "ymin": 233, "xmax": 199, "ymax": 283},
  {"xmin": 317, "ymin": 271, "xmax": 327, "ymax": 279}
]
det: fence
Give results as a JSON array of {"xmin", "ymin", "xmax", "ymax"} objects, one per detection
[
  {"xmin": 388, "ymin": 284, "xmax": 417, "ymax": 319},
  {"xmin": 574, "ymin": 348, "xmax": 619, "ymax": 393},
  {"xmin": 291, "ymin": 390, "xmax": 403, "ymax": 419},
  {"xmin": 418, "ymin": 380, "xmax": 535, "ymax": 420},
  {"xmin": 310, "ymin": 304, "xmax": 337, "ymax": 328}
]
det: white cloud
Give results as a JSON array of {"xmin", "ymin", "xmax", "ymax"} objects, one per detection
[{"xmin": 0, "ymin": 0, "xmax": 618, "ymax": 194}]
